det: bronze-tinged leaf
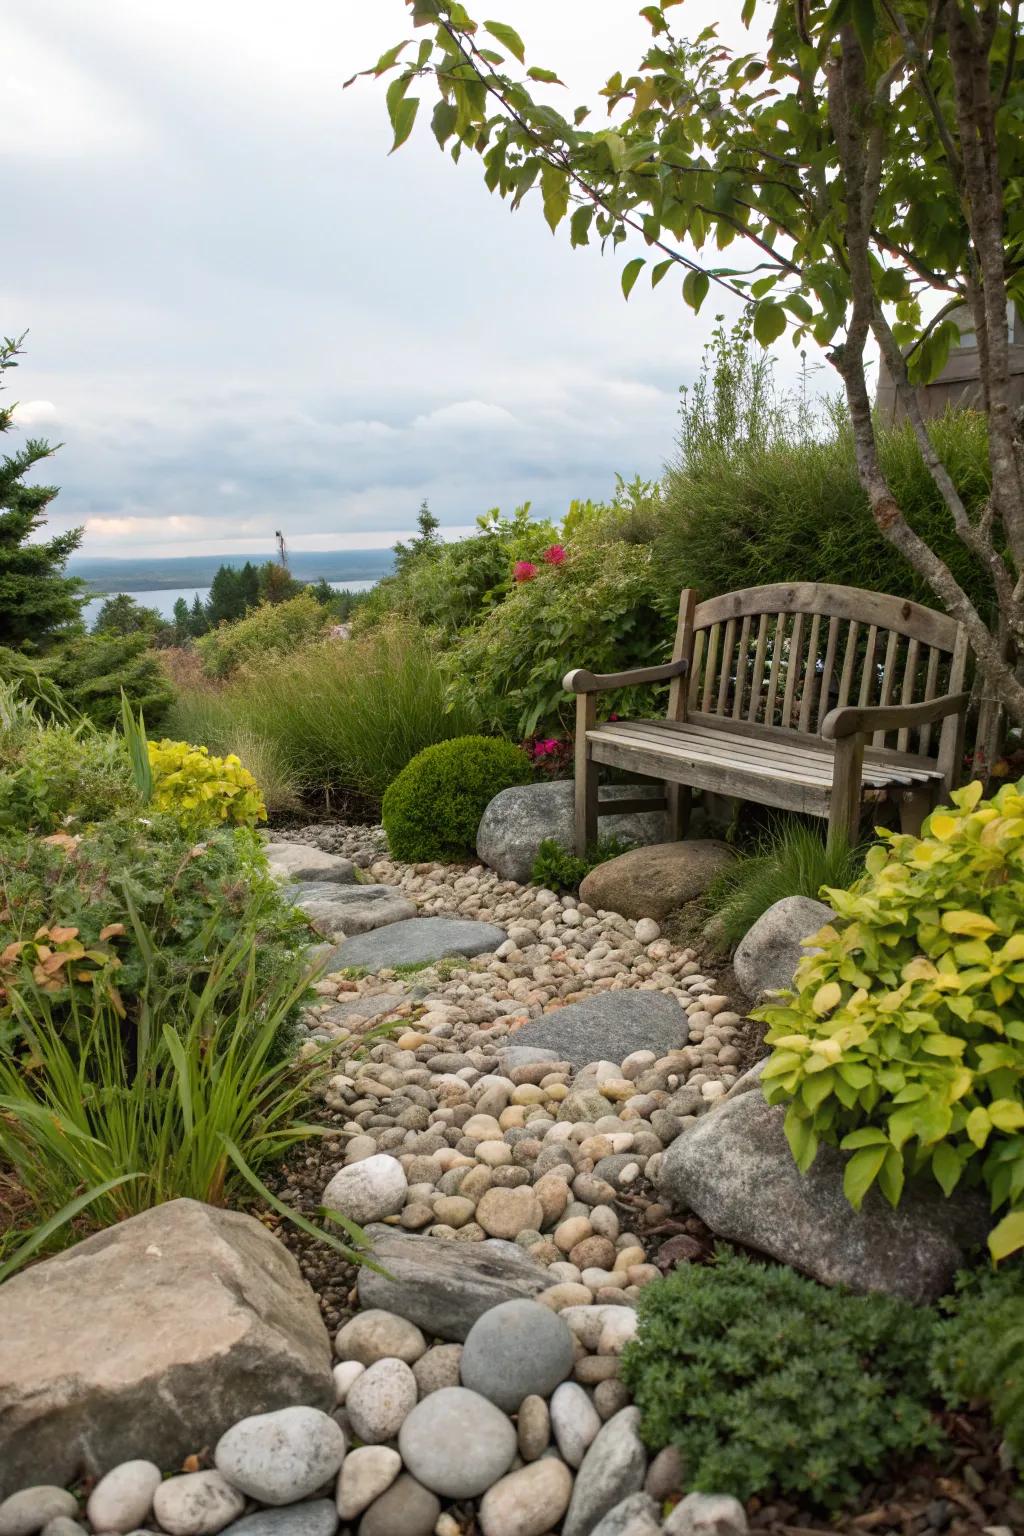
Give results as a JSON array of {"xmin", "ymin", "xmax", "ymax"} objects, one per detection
[
  {"xmin": 99, "ymin": 922, "xmax": 126, "ymax": 941},
  {"xmin": 1, "ymin": 941, "xmax": 25, "ymax": 966},
  {"xmin": 49, "ymin": 926, "xmax": 80, "ymax": 944},
  {"xmin": 34, "ymin": 926, "xmax": 50, "ymax": 941},
  {"xmin": 42, "ymin": 951, "xmax": 71, "ymax": 974},
  {"xmin": 34, "ymin": 944, "xmax": 53, "ymax": 961},
  {"xmin": 41, "ymin": 832, "xmax": 79, "ymax": 851}
]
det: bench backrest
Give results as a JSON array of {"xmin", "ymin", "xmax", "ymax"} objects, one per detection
[{"xmin": 671, "ymin": 582, "xmax": 968, "ymax": 772}]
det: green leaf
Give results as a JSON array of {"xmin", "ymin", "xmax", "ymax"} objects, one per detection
[
  {"xmin": 783, "ymin": 1107, "xmax": 818, "ymax": 1173},
  {"xmin": 753, "ymin": 301, "xmax": 787, "ymax": 346},
  {"xmin": 540, "ymin": 164, "xmax": 568, "ymax": 232},
  {"xmin": 988, "ymin": 1208, "xmax": 1024, "ymax": 1262},
  {"xmin": 682, "ymin": 269, "xmax": 710, "ymax": 313},
  {"xmin": 851, "ymin": 0, "xmax": 876, "ymax": 56},
  {"xmin": 651, "ymin": 257, "xmax": 674, "ymax": 288},
  {"xmin": 527, "ymin": 66, "xmax": 563, "ymax": 85},
  {"xmin": 484, "ymin": 21, "xmax": 525, "ymax": 63},
  {"xmin": 621, "ymin": 257, "xmax": 646, "ymax": 299},
  {"xmin": 843, "ymin": 1144, "xmax": 887, "ymax": 1208},
  {"xmin": 570, "ymin": 205, "xmax": 593, "ymax": 247},
  {"xmin": 431, "ymin": 100, "xmax": 458, "ymax": 149}
]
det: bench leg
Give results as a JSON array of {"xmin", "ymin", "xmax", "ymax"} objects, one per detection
[
  {"xmin": 574, "ymin": 692, "xmax": 598, "ymax": 856},
  {"xmin": 828, "ymin": 735, "xmax": 864, "ymax": 851},
  {"xmin": 898, "ymin": 783, "xmax": 938, "ymax": 838},
  {"xmin": 666, "ymin": 783, "xmax": 692, "ymax": 842}
]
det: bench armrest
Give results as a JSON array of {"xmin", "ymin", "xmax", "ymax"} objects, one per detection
[
  {"xmin": 821, "ymin": 691, "xmax": 969, "ymax": 741},
  {"xmin": 563, "ymin": 658, "xmax": 689, "ymax": 694}
]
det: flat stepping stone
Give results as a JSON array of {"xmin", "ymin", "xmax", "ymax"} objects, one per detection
[
  {"xmin": 357, "ymin": 1227, "xmax": 551, "ymax": 1341},
  {"xmin": 330, "ymin": 918, "xmax": 507, "ymax": 973},
  {"xmin": 316, "ymin": 992, "xmax": 406, "ymax": 1025},
  {"xmin": 510, "ymin": 991, "xmax": 689, "ymax": 1069},
  {"xmin": 288, "ymin": 883, "xmax": 416, "ymax": 939},
  {"xmin": 264, "ymin": 842, "xmax": 356, "ymax": 885}
]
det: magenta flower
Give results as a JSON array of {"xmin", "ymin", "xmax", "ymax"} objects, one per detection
[
  {"xmin": 533, "ymin": 738, "xmax": 559, "ymax": 757},
  {"xmin": 543, "ymin": 544, "xmax": 566, "ymax": 565},
  {"xmin": 514, "ymin": 561, "xmax": 538, "ymax": 582}
]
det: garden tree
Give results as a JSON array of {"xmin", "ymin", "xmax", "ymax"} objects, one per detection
[
  {"xmin": 258, "ymin": 559, "xmax": 301, "ymax": 604},
  {"xmin": 394, "ymin": 499, "xmax": 442, "ymax": 572},
  {"xmin": 91, "ymin": 592, "xmax": 162, "ymax": 636},
  {"xmin": 207, "ymin": 564, "xmax": 246, "ymax": 624},
  {"xmin": 189, "ymin": 593, "xmax": 210, "ymax": 636},
  {"xmin": 0, "ymin": 335, "xmax": 83, "ymax": 648},
  {"xmin": 239, "ymin": 560, "xmax": 261, "ymax": 610},
  {"xmin": 355, "ymin": 0, "xmax": 1024, "ymax": 746}
]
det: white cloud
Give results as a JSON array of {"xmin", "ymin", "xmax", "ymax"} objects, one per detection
[
  {"xmin": 12, "ymin": 399, "xmax": 58, "ymax": 426},
  {"xmin": 413, "ymin": 400, "xmax": 519, "ymax": 433}
]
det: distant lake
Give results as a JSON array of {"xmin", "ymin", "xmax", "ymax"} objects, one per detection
[{"xmin": 81, "ymin": 578, "xmax": 378, "ymax": 628}]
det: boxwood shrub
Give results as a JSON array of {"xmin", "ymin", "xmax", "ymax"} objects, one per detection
[{"xmin": 381, "ymin": 735, "xmax": 532, "ymax": 863}]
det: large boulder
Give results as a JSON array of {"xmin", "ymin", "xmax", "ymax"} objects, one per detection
[
  {"xmin": 579, "ymin": 840, "xmax": 735, "ymax": 921},
  {"xmin": 356, "ymin": 1228, "xmax": 552, "ymax": 1340},
  {"xmin": 0, "ymin": 1199, "xmax": 334, "ymax": 1486},
  {"xmin": 477, "ymin": 781, "xmax": 668, "ymax": 884},
  {"xmin": 732, "ymin": 895, "xmax": 835, "ymax": 1003},
  {"xmin": 658, "ymin": 1090, "xmax": 989, "ymax": 1303},
  {"xmin": 510, "ymin": 991, "xmax": 689, "ymax": 1070}
]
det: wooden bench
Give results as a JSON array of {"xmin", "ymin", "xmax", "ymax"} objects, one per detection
[{"xmin": 564, "ymin": 582, "xmax": 970, "ymax": 854}]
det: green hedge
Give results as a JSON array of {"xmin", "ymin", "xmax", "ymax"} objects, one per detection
[{"xmin": 382, "ymin": 735, "xmax": 532, "ymax": 862}]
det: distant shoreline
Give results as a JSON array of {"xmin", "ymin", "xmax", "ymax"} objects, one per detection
[{"xmin": 69, "ymin": 549, "xmax": 395, "ymax": 596}]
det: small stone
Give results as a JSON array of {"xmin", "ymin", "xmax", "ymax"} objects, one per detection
[
  {"xmin": 594, "ymin": 1379, "xmax": 631, "ymax": 1419},
  {"xmin": 598, "ymin": 1311, "xmax": 639, "ymax": 1355},
  {"xmin": 87, "ymin": 1463, "xmax": 162, "ymax": 1534},
  {"xmin": 432, "ymin": 1196, "xmax": 476, "ymax": 1228},
  {"xmin": 345, "ymin": 1358, "xmax": 418, "ymax": 1444},
  {"xmin": 398, "ymin": 1387, "xmax": 517, "ymax": 1498},
  {"xmin": 38, "ymin": 1522, "xmax": 84, "ymax": 1536},
  {"xmin": 357, "ymin": 1475, "xmax": 440, "ymax": 1536},
  {"xmin": 335, "ymin": 1310, "xmax": 426, "ymax": 1367},
  {"xmin": 322, "ymin": 1156, "xmax": 408, "ymax": 1226},
  {"xmin": 589, "ymin": 1492, "xmax": 661, "ymax": 1536},
  {"xmin": 222, "ymin": 1503, "xmax": 339, "ymax": 1536},
  {"xmin": 333, "ymin": 1360, "xmax": 366, "ymax": 1404},
  {"xmin": 152, "ymin": 1473, "xmax": 245, "ymax": 1536},
  {"xmin": 412, "ymin": 1344, "xmax": 463, "ymax": 1397},
  {"xmin": 215, "ymin": 1406, "xmax": 346, "ymax": 1506},
  {"xmin": 570, "ymin": 1236, "xmax": 617, "ymax": 1272},
  {"xmin": 550, "ymin": 1381, "xmax": 602, "ymax": 1468},
  {"xmin": 554, "ymin": 1217, "xmax": 593, "ymax": 1253},
  {"xmin": 460, "ymin": 1299, "xmax": 575, "ymax": 1411},
  {"xmin": 476, "ymin": 1187, "xmax": 544, "ymax": 1240},
  {"xmin": 516, "ymin": 1394, "xmax": 551, "ymax": 1461},
  {"xmin": 336, "ymin": 1447, "xmax": 402, "ymax": 1520},
  {"xmin": 0, "ymin": 1492, "xmax": 79, "ymax": 1536},
  {"xmin": 662, "ymin": 1492, "xmax": 749, "ymax": 1536},
  {"xmin": 645, "ymin": 1446, "xmax": 684, "ymax": 1502},
  {"xmin": 478, "ymin": 1459, "xmax": 574, "ymax": 1536}
]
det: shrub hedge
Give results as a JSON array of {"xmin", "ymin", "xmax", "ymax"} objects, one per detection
[{"xmin": 382, "ymin": 735, "xmax": 532, "ymax": 862}]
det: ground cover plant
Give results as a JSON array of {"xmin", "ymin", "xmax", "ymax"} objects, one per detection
[
  {"xmin": 382, "ymin": 734, "xmax": 532, "ymax": 862},
  {"xmin": 703, "ymin": 819, "xmax": 865, "ymax": 948},
  {"xmin": 932, "ymin": 1262, "xmax": 1024, "ymax": 1467},
  {"xmin": 620, "ymin": 1249, "xmax": 940, "ymax": 1506},
  {"xmin": 530, "ymin": 834, "xmax": 636, "ymax": 894},
  {"xmin": 758, "ymin": 778, "xmax": 1024, "ymax": 1261}
]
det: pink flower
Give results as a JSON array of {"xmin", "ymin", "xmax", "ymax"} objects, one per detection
[
  {"xmin": 514, "ymin": 561, "xmax": 538, "ymax": 582},
  {"xmin": 543, "ymin": 544, "xmax": 566, "ymax": 565},
  {"xmin": 533, "ymin": 738, "xmax": 559, "ymax": 757}
]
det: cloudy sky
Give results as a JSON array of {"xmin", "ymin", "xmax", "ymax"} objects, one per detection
[{"xmin": 3, "ymin": 0, "xmax": 799, "ymax": 559}]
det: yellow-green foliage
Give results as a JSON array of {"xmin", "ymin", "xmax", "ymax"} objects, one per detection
[
  {"xmin": 758, "ymin": 779, "xmax": 1024, "ymax": 1263},
  {"xmin": 196, "ymin": 591, "xmax": 327, "ymax": 679},
  {"xmin": 148, "ymin": 739, "xmax": 267, "ymax": 835}
]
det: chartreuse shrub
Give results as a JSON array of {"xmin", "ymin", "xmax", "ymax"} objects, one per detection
[
  {"xmin": 931, "ymin": 1263, "xmax": 1024, "ymax": 1466},
  {"xmin": 758, "ymin": 778, "xmax": 1024, "ymax": 1262},
  {"xmin": 382, "ymin": 735, "xmax": 532, "ymax": 862},
  {"xmin": 147, "ymin": 738, "xmax": 267, "ymax": 836},
  {"xmin": 620, "ymin": 1250, "xmax": 940, "ymax": 1506},
  {"xmin": 196, "ymin": 590, "xmax": 328, "ymax": 679}
]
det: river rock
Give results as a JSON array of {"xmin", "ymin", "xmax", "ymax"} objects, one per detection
[
  {"xmin": 477, "ymin": 781, "xmax": 668, "ymax": 883},
  {"xmin": 151, "ymin": 1474, "xmax": 244, "ymax": 1536},
  {"xmin": 335, "ymin": 1310, "xmax": 426, "ymax": 1366},
  {"xmin": 662, "ymin": 1493, "xmax": 749, "ymax": 1536},
  {"xmin": 511, "ymin": 991, "xmax": 688, "ymax": 1070},
  {"xmin": 214, "ymin": 1406, "xmax": 345, "ymax": 1505},
  {"xmin": 322, "ymin": 1156, "xmax": 407, "ymax": 1226},
  {"xmin": 412, "ymin": 1344, "xmax": 463, "ymax": 1396},
  {"xmin": 86, "ymin": 1463, "xmax": 162, "ymax": 1533},
  {"xmin": 460, "ymin": 1299, "xmax": 574, "ymax": 1411},
  {"xmin": 345, "ymin": 1359, "xmax": 418, "ymax": 1444},
  {"xmin": 550, "ymin": 1381, "xmax": 602, "ymax": 1468},
  {"xmin": 263, "ymin": 844, "xmax": 357, "ymax": 886},
  {"xmin": 0, "ymin": 1492, "xmax": 78, "ymax": 1536},
  {"xmin": 562, "ymin": 1407, "xmax": 647, "ymax": 1536},
  {"xmin": 336, "ymin": 1447, "xmax": 402, "ymax": 1520},
  {"xmin": 579, "ymin": 841, "xmax": 734, "ymax": 921},
  {"xmin": 0, "ymin": 1200, "xmax": 333, "ymax": 1486},
  {"xmin": 589, "ymin": 1493, "xmax": 662, "ymax": 1536},
  {"xmin": 398, "ymin": 1388, "xmax": 517, "ymax": 1498},
  {"xmin": 331, "ymin": 918, "xmax": 507, "ymax": 971},
  {"xmin": 357, "ymin": 1475, "xmax": 439, "ymax": 1536},
  {"xmin": 478, "ymin": 1459, "xmax": 575, "ymax": 1536},
  {"xmin": 288, "ymin": 884, "xmax": 416, "ymax": 940},
  {"xmin": 658, "ymin": 1089, "xmax": 990, "ymax": 1302},
  {"xmin": 731, "ymin": 895, "xmax": 834, "ymax": 1002},
  {"xmin": 356, "ymin": 1228, "xmax": 551, "ymax": 1341},
  {"xmin": 223, "ymin": 1502, "xmax": 339, "ymax": 1536},
  {"xmin": 475, "ymin": 1186, "xmax": 544, "ymax": 1240}
]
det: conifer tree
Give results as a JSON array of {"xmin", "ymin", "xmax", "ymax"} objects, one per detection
[
  {"xmin": 172, "ymin": 596, "xmax": 190, "ymax": 644},
  {"xmin": 207, "ymin": 563, "xmax": 245, "ymax": 624},
  {"xmin": 189, "ymin": 593, "xmax": 209, "ymax": 636},
  {"xmin": 239, "ymin": 560, "xmax": 260, "ymax": 611},
  {"xmin": 0, "ymin": 335, "xmax": 83, "ymax": 648}
]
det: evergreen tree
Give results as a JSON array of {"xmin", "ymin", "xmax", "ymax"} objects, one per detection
[
  {"xmin": 393, "ymin": 500, "xmax": 441, "ymax": 574},
  {"xmin": 308, "ymin": 577, "xmax": 336, "ymax": 605},
  {"xmin": 0, "ymin": 335, "xmax": 83, "ymax": 648},
  {"xmin": 207, "ymin": 564, "xmax": 246, "ymax": 624},
  {"xmin": 189, "ymin": 594, "xmax": 209, "ymax": 636},
  {"xmin": 258, "ymin": 560, "xmax": 300, "ymax": 604},
  {"xmin": 172, "ymin": 597, "xmax": 190, "ymax": 644},
  {"xmin": 92, "ymin": 592, "xmax": 162, "ymax": 636},
  {"xmin": 239, "ymin": 560, "xmax": 260, "ymax": 611}
]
